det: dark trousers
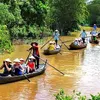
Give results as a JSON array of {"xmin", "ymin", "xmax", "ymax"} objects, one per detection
[
  {"xmin": 33, "ymin": 55, "xmax": 40, "ymax": 69},
  {"xmin": 82, "ymin": 38, "xmax": 85, "ymax": 43},
  {"xmin": 93, "ymin": 36, "xmax": 96, "ymax": 41},
  {"xmin": 55, "ymin": 40, "xmax": 58, "ymax": 45}
]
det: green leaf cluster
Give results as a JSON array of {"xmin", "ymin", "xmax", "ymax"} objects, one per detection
[
  {"xmin": 87, "ymin": 0, "xmax": 100, "ymax": 26},
  {"xmin": 55, "ymin": 89, "xmax": 100, "ymax": 100}
]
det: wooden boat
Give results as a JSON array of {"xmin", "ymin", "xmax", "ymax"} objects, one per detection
[
  {"xmin": 69, "ymin": 42, "xmax": 87, "ymax": 50},
  {"xmin": 43, "ymin": 45, "xmax": 61, "ymax": 55},
  {"xmin": 89, "ymin": 39, "xmax": 99, "ymax": 44},
  {"xmin": 97, "ymin": 33, "xmax": 100, "ymax": 38},
  {"xmin": 0, "ymin": 63, "xmax": 47, "ymax": 84},
  {"xmin": 43, "ymin": 48, "xmax": 61, "ymax": 55}
]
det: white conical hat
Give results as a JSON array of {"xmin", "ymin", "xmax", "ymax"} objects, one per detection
[
  {"xmin": 49, "ymin": 41, "xmax": 53, "ymax": 44},
  {"xmin": 4, "ymin": 58, "xmax": 12, "ymax": 62},
  {"xmin": 20, "ymin": 58, "xmax": 24, "ymax": 61},
  {"xmin": 29, "ymin": 56, "xmax": 35, "ymax": 59},
  {"xmin": 13, "ymin": 58, "xmax": 20, "ymax": 62},
  {"xmin": 55, "ymin": 29, "xmax": 58, "ymax": 32}
]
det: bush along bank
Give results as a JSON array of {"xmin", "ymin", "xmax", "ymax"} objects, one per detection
[
  {"xmin": 0, "ymin": 25, "xmax": 14, "ymax": 54},
  {"xmin": 55, "ymin": 89, "xmax": 100, "ymax": 100}
]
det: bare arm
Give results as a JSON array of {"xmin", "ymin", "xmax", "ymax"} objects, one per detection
[
  {"xmin": 27, "ymin": 47, "xmax": 33, "ymax": 51},
  {"xmin": 5, "ymin": 62, "xmax": 11, "ymax": 71}
]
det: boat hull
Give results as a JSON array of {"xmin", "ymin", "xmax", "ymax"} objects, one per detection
[
  {"xmin": 0, "ymin": 64, "xmax": 46, "ymax": 84},
  {"xmin": 89, "ymin": 40, "xmax": 99, "ymax": 44},
  {"xmin": 69, "ymin": 43, "xmax": 87, "ymax": 50},
  {"xmin": 43, "ymin": 48, "xmax": 61, "ymax": 55}
]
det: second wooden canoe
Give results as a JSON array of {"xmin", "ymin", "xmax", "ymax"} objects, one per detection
[
  {"xmin": 43, "ymin": 48, "xmax": 61, "ymax": 55},
  {"xmin": 69, "ymin": 42, "xmax": 87, "ymax": 50}
]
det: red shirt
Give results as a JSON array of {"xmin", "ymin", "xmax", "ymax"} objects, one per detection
[
  {"xmin": 28, "ymin": 62, "xmax": 35, "ymax": 69},
  {"xmin": 29, "ymin": 45, "xmax": 39, "ymax": 56}
]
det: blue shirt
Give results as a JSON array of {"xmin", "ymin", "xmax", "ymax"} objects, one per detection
[
  {"xmin": 93, "ymin": 25, "xmax": 97, "ymax": 30},
  {"xmin": 91, "ymin": 31, "xmax": 97, "ymax": 36},
  {"xmin": 53, "ymin": 32, "xmax": 60, "ymax": 40},
  {"xmin": 81, "ymin": 32, "xmax": 87, "ymax": 38}
]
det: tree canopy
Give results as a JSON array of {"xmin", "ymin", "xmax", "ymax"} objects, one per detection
[{"xmin": 87, "ymin": 0, "xmax": 100, "ymax": 26}]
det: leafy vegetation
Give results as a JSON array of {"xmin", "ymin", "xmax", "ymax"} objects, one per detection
[
  {"xmin": 0, "ymin": 25, "xmax": 13, "ymax": 53},
  {"xmin": 0, "ymin": 0, "xmax": 99, "ymax": 53},
  {"xmin": 48, "ymin": 0, "xmax": 88, "ymax": 35},
  {"xmin": 55, "ymin": 89, "xmax": 100, "ymax": 100},
  {"xmin": 87, "ymin": 0, "xmax": 100, "ymax": 26}
]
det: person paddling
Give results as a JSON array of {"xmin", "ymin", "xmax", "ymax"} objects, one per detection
[
  {"xmin": 93, "ymin": 24, "xmax": 97, "ymax": 31},
  {"xmin": 80, "ymin": 30, "xmax": 87, "ymax": 43},
  {"xmin": 53, "ymin": 30, "xmax": 60, "ymax": 45},
  {"xmin": 27, "ymin": 42, "xmax": 40, "ymax": 69},
  {"xmin": 91, "ymin": 29, "xmax": 97, "ymax": 41},
  {"xmin": 0, "ymin": 58, "xmax": 13, "ymax": 76}
]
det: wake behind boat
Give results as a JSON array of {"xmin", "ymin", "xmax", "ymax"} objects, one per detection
[{"xmin": 0, "ymin": 63, "xmax": 47, "ymax": 84}]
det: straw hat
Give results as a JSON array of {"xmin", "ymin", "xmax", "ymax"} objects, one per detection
[
  {"xmin": 55, "ymin": 30, "xmax": 58, "ymax": 32},
  {"xmin": 4, "ymin": 58, "xmax": 12, "ymax": 62},
  {"xmin": 52, "ymin": 41, "xmax": 55, "ymax": 44},
  {"xmin": 13, "ymin": 58, "xmax": 20, "ymax": 62},
  {"xmin": 20, "ymin": 58, "xmax": 25, "ymax": 61},
  {"xmin": 49, "ymin": 41, "xmax": 53, "ymax": 44},
  {"xmin": 29, "ymin": 56, "xmax": 35, "ymax": 59}
]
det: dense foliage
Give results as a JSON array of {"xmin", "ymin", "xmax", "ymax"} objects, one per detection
[
  {"xmin": 1, "ymin": 0, "xmax": 98, "ymax": 53},
  {"xmin": 55, "ymin": 89, "xmax": 100, "ymax": 100},
  {"xmin": 87, "ymin": 0, "xmax": 100, "ymax": 26},
  {"xmin": 49, "ymin": 0, "xmax": 88, "ymax": 35},
  {"xmin": 0, "ymin": 25, "xmax": 13, "ymax": 53}
]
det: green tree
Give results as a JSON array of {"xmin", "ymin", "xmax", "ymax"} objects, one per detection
[
  {"xmin": 0, "ymin": 3, "xmax": 15, "ymax": 25},
  {"xmin": 87, "ymin": 0, "xmax": 100, "ymax": 26},
  {"xmin": 50, "ymin": 0, "xmax": 88, "ymax": 34}
]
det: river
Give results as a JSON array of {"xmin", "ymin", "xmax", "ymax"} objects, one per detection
[{"xmin": 0, "ymin": 36, "xmax": 100, "ymax": 100}]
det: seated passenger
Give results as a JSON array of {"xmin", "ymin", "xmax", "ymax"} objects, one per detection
[
  {"xmin": 20, "ymin": 58, "xmax": 28, "ymax": 74},
  {"xmin": 27, "ymin": 56, "xmax": 35, "ymax": 73},
  {"xmin": 0, "ymin": 58, "xmax": 13, "ymax": 76},
  {"xmin": 47, "ymin": 41, "xmax": 55, "ymax": 51},
  {"xmin": 13, "ymin": 58, "xmax": 24, "ymax": 75},
  {"xmin": 73, "ymin": 39, "xmax": 78, "ymax": 45}
]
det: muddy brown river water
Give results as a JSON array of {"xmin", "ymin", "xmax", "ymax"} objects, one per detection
[{"xmin": 0, "ymin": 36, "xmax": 100, "ymax": 100}]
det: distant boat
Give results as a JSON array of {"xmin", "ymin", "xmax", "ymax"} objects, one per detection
[
  {"xmin": 69, "ymin": 42, "xmax": 87, "ymax": 50},
  {"xmin": 89, "ymin": 36, "xmax": 99, "ymax": 44},
  {"xmin": 43, "ymin": 45, "xmax": 61, "ymax": 55}
]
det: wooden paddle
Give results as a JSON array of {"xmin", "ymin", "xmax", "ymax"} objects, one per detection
[
  {"xmin": 37, "ymin": 56, "xmax": 65, "ymax": 75},
  {"xmin": 62, "ymin": 40, "xmax": 72, "ymax": 43},
  {"xmin": 22, "ymin": 50, "xmax": 32, "ymax": 82},
  {"xmin": 25, "ymin": 49, "xmax": 32, "ymax": 63},
  {"xmin": 59, "ymin": 38, "xmax": 70, "ymax": 50},
  {"xmin": 40, "ymin": 37, "xmax": 53, "ymax": 49}
]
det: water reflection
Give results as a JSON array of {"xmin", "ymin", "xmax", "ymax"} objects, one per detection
[{"xmin": 0, "ymin": 37, "xmax": 100, "ymax": 99}]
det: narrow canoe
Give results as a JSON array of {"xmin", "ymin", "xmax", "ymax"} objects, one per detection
[
  {"xmin": 0, "ymin": 62, "xmax": 47, "ymax": 84},
  {"xmin": 43, "ymin": 48, "xmax": 61, "ymax": 55},
  {"xmin": 89, "ymin": 40, "xmax": 99, "ymax": 44},
  {"xmin": 69, "ymin": 42, "xmax": 87, "ymax": 50},
  {"xmin": 97, "ymin": 33, "xmax": 100, "ymax": 38}
]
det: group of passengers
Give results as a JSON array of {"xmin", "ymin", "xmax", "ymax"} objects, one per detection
[
  {"xmin": 0, "ymin": 56, "xmax": 36, "ymax": 76},
  {"xmin": 47, "ymin": 41, "xmax": 60, "ymax": 51},
  {"xmin": 73, "ymin": 38, "xmax": 85, "ymax": 46}
]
